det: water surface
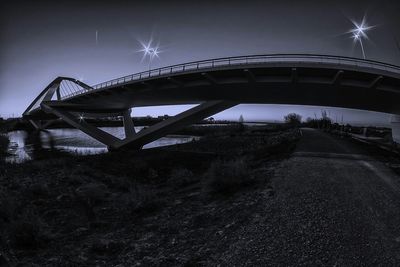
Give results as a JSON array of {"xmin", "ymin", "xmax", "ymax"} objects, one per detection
[{"xmin": 6, "ymin": 127, "xmax": 199, "ymax": 163}]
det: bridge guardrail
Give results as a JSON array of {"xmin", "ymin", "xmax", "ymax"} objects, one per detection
[{"xmin": 62, "ymin": 54, "xmax": 400, "ymax": 100}]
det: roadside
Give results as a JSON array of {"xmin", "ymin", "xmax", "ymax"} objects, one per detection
[{"xmin": 2, "ymin": 127, "xmax": 400, "ymax": 266}]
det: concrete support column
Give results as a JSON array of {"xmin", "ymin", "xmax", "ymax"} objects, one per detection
[
  {"xmin": 29, "ymin": 120, "xmax": 42, "ymax": 130},
  {"xmin": 115, "ymin": 100, "xmax": 237, "ymax": 149},
  {"xmin": 122, "ymin": 108, "xmax": 136, "ymax": 138},
  {"xmin": 391, "ymin": 115, "xmax": 400, "ymax": 143},
  {"xmin": 42, "ymin": 103, "xmax": 120, "ymax": 149}
]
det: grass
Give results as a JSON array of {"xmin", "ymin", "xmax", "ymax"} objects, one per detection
[
  {"xmin": 0, "ymin": 190, "xmax": 50, "ymax": 250},
  {"xmin": 124, "ymin": 182, "xmax": 165, "ymax": 215},
  {"xmin": 170, "ymin": 168, "xmax": 197, "ymax": 188},
  {"xmin": 203, "ymin": 157, "xmax": 255, "ymax": 195},
  {"xmin": 0, "ymin": 125, "xmax": 302, "ymax": 265}
]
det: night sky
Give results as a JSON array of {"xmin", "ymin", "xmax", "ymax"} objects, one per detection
[{"xmin": 1, "ymin": 0, "xmax": 399, "ymax": 125}]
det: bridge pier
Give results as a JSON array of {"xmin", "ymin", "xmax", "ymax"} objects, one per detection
[
  {"xmin": 29, "ymin": 120, "xmax": 43, "ymax": 130},
  {"xmin": 391, "ymin": 115, "xmax": 400, "ymax": 143},
  {"xmin": 40, "ymin": 101, "xmax": 236, "ymax": 150},
  {"xmin": 114, "ymin": 100, "xmax": 237, "ymax": 149},
  {"xmin": 122, "ymin": 108, "xmax": 136, "ymax": 138},
  {"xmin": 41, "ymin": 103, "xmax": 120, "ymax": 148}
]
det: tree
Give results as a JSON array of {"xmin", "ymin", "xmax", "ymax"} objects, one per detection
[
  {"xmin": 238, "ymin": 115, "xmax": 244, "ymax": 124},
  {"xmin": 320, "ymin": 110, "xmax": 332, "ymax": 129},
  {"xmin": 284, "ymin": 113, "xmax": 302, "ymax": 126}
]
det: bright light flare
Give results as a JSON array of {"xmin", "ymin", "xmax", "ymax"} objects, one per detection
[
  {"xmin": 79, "ymin": 114, "xmax": 85, "ymax": 122},
  {"xmin": 347, "ymin": 15, "xmax": 375, "ymax": 59},
  {"xmin": 350, "ymin": 21, "xmax": 373, "ymax": 41},
  {"xmin": 138, "ymin": 39, "xmax": 162, "ymax": 62}
]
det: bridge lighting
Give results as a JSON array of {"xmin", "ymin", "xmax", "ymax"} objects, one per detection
[
  {"xmin": 138, "ymin": 39, "xmax": 162, "ymax": 70},
  {"xmin": 348, "ymin": 16, "xmax": 375, "ymax": 59},
  {"xmin": 79, "ymin": 114, "xmax": 85, "ymax": 122}
]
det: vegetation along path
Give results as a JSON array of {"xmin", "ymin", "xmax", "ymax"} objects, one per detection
[{"xmin": 2, "ymin": 127, "xmax": 400, "ymax": 265}]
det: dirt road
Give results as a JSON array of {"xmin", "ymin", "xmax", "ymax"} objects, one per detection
[{"xmin": 222, "ymin": 128, "xmax": 400, "ymax": 266}]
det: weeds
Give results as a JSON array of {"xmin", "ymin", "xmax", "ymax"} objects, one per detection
[
  {"xmin": 122, "ymin": 183, "xmax": 164, "ymax": 215},
  {"xmin": 203, "ymin": 157, "xmax": 255, "ymax": 195},
  {"xmin": 0, "ymin": 191, "xmax": 49, "ymax": 249},
  {"xmin": 170, "ymin": 168, "xmax": 197, "ymax": 187}
]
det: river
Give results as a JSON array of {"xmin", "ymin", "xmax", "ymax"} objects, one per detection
[{"xmin": 6, "ymin": 126, "xmax": 199, "ymax": 163}]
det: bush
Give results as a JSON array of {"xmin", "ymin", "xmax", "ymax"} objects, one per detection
[
  {"xmin": 203, "ymin": 157, "xmax": 254, "ymax": 195},
  {"xmin": 284, "ymin": 113, "xmax": 302, "ymax": 126},
  {"xmin": 170, "ymin": 168, "xmax": 196, "ymax": 187},
  {"xmin": 121, "ymin": 183, "xmax": 164, "ymax": 215},
  {"xmin": 0, "ymin": 190, "xmax": 16, "ymax": 224},
  {"xmin": 2, "ymin": 206, "xmax": 49, "ymax": 249}
]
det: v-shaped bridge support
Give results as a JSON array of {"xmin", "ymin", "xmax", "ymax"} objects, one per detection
[
  {"xmin": 41, "ymin": 100, "xmax": 237, "ymax": 150},
  {"xmin": 23, "ymin": 76, "xmax": 237, "ymax": 150}
]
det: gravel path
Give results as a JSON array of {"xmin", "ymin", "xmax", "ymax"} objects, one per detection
[{"xmin": 218, "ymin": 129, "xmax": 400, "ymax": 266}]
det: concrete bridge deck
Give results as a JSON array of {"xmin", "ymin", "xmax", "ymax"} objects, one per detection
[{"xmin": 22, "ymin": 54, "xmax": 400, "ymax": 149}]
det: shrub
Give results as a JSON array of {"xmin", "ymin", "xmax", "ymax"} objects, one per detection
[
  {"xmin": 203, "ymin": 157, "xmax": 254, "ymax": 195},
  {"xmin": 0, "ymin": 190, "xmax": 16, "ymax": 223},
  {"xmin": 4, "ymin": 208, "xmax": 49, "ymax": 249},
  {"xmin": 170, "ymin": 168, "xmax": 196, "ymax": 187},
  {"xmin": 284, "ymin": 113, "xmax": 302, "ymax": 126},
  {"xmin": 121, "ymin": 183, "xmax": 164, "ymax": 215}
]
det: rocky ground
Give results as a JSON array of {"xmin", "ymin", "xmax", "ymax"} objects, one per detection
[{"xmin": 0, "ymin": 126, "xmax": 300, "ymax": 266}]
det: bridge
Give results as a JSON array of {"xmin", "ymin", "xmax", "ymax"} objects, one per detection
[{"xmin": 23, "ymin": 54, "xmax": 400, "ymax": 149}]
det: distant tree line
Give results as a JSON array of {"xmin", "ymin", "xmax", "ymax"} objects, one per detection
[{"xmin": 284, "ymin": 110, "xmax": 392, "ymax": 140}]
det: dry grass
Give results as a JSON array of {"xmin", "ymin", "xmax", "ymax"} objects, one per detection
[
  {"xmin": 170, "ymin": 168, "xmax": 197, "ymax": 187},
  {"xmin": 0, "ymin": 190, "xmax": 49, "ymax": 250},
  {"xmin": 203, "ymin": 157, "xmax": 255, "ymax": 195}
]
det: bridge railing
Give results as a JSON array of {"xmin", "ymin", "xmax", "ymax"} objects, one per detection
[{"xmin": 62, "ymin": 54, "xmax": 400, "ymax": 100}]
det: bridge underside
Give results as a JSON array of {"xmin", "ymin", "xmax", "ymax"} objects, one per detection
[{"xmin": 23, "ymin": 61, "xmax": 400, "ymax": 149}]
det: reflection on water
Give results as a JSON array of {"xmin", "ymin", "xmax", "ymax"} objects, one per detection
[{"xmin": 6, "ymin": 127, "xmax": 199, "ymax": 163}]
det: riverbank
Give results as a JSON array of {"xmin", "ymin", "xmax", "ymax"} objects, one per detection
[
  {"xmin": 0, "ymin": 126, "xmax": 300, "ymax": 265},
  {"xmin": 0, "ymin": 117, "xmax": 243, "ymax": 132}
]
